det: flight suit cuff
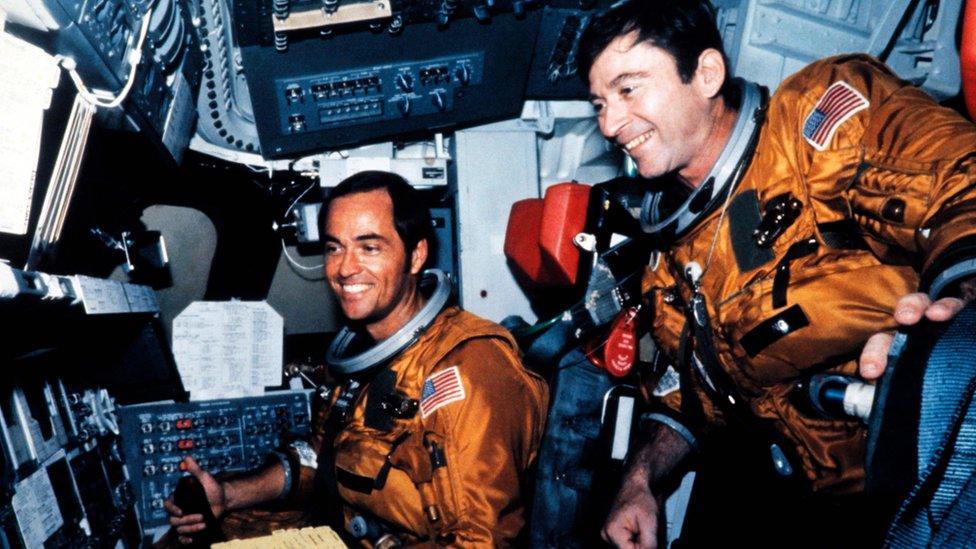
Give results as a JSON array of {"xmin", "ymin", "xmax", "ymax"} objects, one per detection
[
  {"xmin": 265, "ymin": 450, "xmax": 294, "ymax": 502},
  {"xmin": 921, "ymin": 236, "xmax": 976, "ymax": 298},
  {"xmin": 640, "ymin": 412, "xmax": 699, "ymax": 452}
]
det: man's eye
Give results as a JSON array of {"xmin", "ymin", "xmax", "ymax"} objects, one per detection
[
  {"xmin": 591, "ymin": 103, "xmax": 604, "ymax": 113},
  {"xmin": 363, "ymin": 245, "xmax": 380, "ymax": 253},
  {"xmin": 324, "ymin": 245, "xmax": 339, "ymax": 254},
  {"xmin": 620, "ymin": 86, "xmax": 634, "ymax": 96}
]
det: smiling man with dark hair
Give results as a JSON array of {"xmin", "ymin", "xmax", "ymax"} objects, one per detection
[
  {"xmin": 166, "ymin": 171, "xmax": 548, "ymax": 547},
  {"xmin": 580, "ymin": 1, "xmax": 976, "ymax": 547}
]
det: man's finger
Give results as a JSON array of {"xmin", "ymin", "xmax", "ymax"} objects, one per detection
[
  {"xmin": 163, "ymin": 499, "xmax": 182, "ymax": 517},
  {"xmin": 893, "ymin": 293, "xmax": 932, "ymax": 325},
  {"xmin": 924, "ymin": 297, "xmax": 966, "ymax": 322},
  {"xmin": 859, "ymin": 331, "xmax": 894, "ymax": 381},
  {"xmin": 176, "ymin": 521, "xmax": 208, "ymax": 535},
  {"xmin": 604, "ymin": 522, "xmax": 636, "ymax": 548},
  {"xmin": 169, "ymin": 513, "xmax": 204, "ymax": 527},
  {"xmin": 183, "ymin": 455, "xmax": 203, "ymax": 477}
]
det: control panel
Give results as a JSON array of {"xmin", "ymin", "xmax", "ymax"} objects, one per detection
[
  {"xmin": 16, "ymin": 0, "xmax": 204, "ymax": 162},
  {"xmin": 118, "ymin": 391, "xmax": 312, "ymax": 531},
  {"xmin": 0, "ymin": 380, "xmax": 142, "ymax": 548},
  {"xmin": 50, "ymin": 0, "xmax": 142, "ymax": 87},
  {"xmin": 277, "ymin": 53, "xmax": 483, "ymax": 136},
  {"xmin": 239, "ymin": 7, "xmax": 540, "ymax": 157}
]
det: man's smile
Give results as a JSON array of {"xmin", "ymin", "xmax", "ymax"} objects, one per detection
[{"xmin": 624, "ymin": 129, "xmax": 655, "ymax": 151}]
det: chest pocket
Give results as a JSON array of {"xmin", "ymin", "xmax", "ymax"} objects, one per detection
[{"xmin": 333, "ymin": 426, "xmax": 428, "ymax": 535}]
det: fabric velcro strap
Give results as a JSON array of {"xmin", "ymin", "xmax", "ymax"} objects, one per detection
[
  {"xmin": 818, "ymin": 219, "xmax": 869, "ymax": 250},
  {"xmin": 740, "ymin": 305, "xmax": 810, "ymax": 357},
  {"xmin": 772, "ymin": 238, "xmax": 818, "ymax": 308},
  {"xmin": 336, "ymin": 466, "xmax": 376, "ymax": 494}
]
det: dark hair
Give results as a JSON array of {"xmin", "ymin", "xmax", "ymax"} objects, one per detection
[
  {"xmin": 319, "ymin": 170, "xmax": 433, "ymax": 256},
  {"xmin": 577, "ymin": 0, "xmax": 736, "ymax": 106}
]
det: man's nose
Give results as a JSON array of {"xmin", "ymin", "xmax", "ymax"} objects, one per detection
[
  {"xmin": 600, "ymin": 101, "xmax": 628, "ymax": 142},
  {"xmin": 337, "ymin": 251, "xmax": 361, "ymax": 277}
]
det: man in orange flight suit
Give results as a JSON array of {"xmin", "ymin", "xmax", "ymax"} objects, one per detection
[
  {"xmin": 580, "ymin": 0, "xmax": 976, "ymax": 547},
  {"xmin": 165, "ymin": 171, "xmax": 548, "ymax": 547}
]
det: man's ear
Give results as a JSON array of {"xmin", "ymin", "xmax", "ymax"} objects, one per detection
[
  {"xmin": 409, "ymin": 238, "xmax": 428, "ymax": 275},
  {"xmin": 693, "ymin": 48, "xmax": 727, "ymax": 99}
]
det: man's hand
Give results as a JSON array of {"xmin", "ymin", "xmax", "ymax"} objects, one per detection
[
  {"xmin": 163, "ymin": 456, "xmax": 227, "ymax": 545},
  {"xmin": 602, "ymin": 472, "xmax": 661, "ymax": 549},
  {"xmin": 859, "ymin": 292, "xmax": 968, "ymax": 381}
]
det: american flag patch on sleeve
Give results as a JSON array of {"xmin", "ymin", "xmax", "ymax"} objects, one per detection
[
  {"xmin": 802, "ymin": 81, "xmax": 869, "ymax": 151},
  {"xmin": 420, "ymin": 366, "xmax": 466, "ymax": 418}
]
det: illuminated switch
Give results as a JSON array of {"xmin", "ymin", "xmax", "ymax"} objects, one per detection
[
  {"xmin": 177, "ymin": 439, "xmax": 194, "ymax": 450},
  {"xmin": 176, "ymin": 419, "xmax": 193, "ymax": 430},
  {"xmin": 178, "ymin": 461, "xmax": 188, "ymax": 472},
  {"xmin": 285, "ymin": 84, "xmax": 303, "ymax": 105}
]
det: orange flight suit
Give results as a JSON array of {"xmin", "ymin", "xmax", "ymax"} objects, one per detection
[
  {"xmin": 644, "ymin": 54, "xmax": 976, "ymax": 493},
  {"xmin": 290, "ymin": 306, "xmax": 548, "ymax": 546}
]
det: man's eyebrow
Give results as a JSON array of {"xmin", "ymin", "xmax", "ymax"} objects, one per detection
[
  {"xmin": 322, "ymin": 233, "xmax": 388, "ymax": 243},
  {"xmin": 354, "ymin": 233, "xmax": 386, "ymax": 242},
  {"xmin": 608, "ymin": 71, "xmax": 648, "ymax": 88},
  {"xmin": 589, "ymin": 71, "xmax": 650, "ymax": 102}
]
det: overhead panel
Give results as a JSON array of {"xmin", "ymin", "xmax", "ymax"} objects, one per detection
[{"xmin": 231, "ymin": 0, "xmax": 542, "ymax": 158}]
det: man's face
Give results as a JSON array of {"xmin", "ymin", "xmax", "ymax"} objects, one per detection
[
  {"xmin": 323, "ymin": 189, "xmax": 426, "ymax": 340},
  {"xmin": 588, "ymin": 32, "xmax": 715, "ymax": 182}
]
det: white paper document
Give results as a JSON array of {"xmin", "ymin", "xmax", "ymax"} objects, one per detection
[
  {"xmin": 11, "ymin": 466, "xmax": 64, "ymax": 547},
  {"xmin": 172, "ymin": 301, "xmax": 284, "ymax": 400},
  {"xmin": 0, "ymin": 28, "xmax": 60, "ymax": 235}
]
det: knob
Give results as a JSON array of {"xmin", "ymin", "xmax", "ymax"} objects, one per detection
[
  {"xmin": 513, "ymin": 0, "xmax": 525, "ymax": 16},
  {"xmin": 395, "ymin": 73, "xmax": 413, "ymax": 92},
  {"xmin": 285, "ymin": 84, "xmax": 303, "ymax": 104},
  {"xmin": 473, "ymin": 4, "xmax": 490, "ymax": 21},
  {"xmin": 288, "ymin": 114, "xmax": 306, "ymax": 132},
  {"xmin": 455, "ymin": 65, "xmax": 471, "ymax": 85},
  {"xmin": 432, "ymin": 91, "xmax": 446, "ymax": 112},
  {"xmin": 388, "ymin": 15, "xmax": 403, "ymax": 34},
  {"xmin": 397, "ymin": 96, "xmax": 411, "ymax": 116}
]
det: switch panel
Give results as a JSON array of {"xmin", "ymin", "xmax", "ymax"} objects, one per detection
[
  {"xmin": 275, "ymin": 53, "xmax": 483, "ymax": 138},
  {"xmin": 118, "ymin": 391, "xmax": 312, "ymax": 531}
]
